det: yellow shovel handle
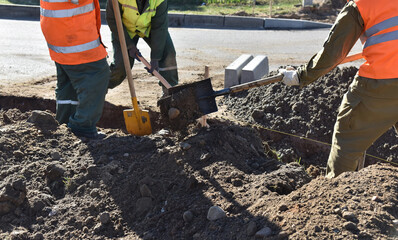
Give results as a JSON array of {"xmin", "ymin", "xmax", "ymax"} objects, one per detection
[{"xmin": 340, "ymin": 53, "xmax": 363, "ymax": 64}]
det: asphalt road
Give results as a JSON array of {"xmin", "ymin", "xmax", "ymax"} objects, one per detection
[{"xmin": 0, "ymin": 18, "xmax": 363, "ymax": 85}]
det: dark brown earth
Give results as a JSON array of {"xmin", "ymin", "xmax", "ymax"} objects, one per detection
[
  {"xmin": 221, "ymin": 67, "xmax": 398, "ymax": 168},
  {"xmin": 1, "ymin": 1, "xmax": 397, "ymax": 239},
  {"xmin": 1, "ymin": 65, "xmax": 398, "ymax": 240},
  {"xmin": 232, "ymin": 0, "xmax": 347, "ymax": 24}
]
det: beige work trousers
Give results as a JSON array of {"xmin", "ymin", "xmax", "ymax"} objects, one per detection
[{"xmin": 326, "ymin": 75, "xmax": 398, "ymax": 178}]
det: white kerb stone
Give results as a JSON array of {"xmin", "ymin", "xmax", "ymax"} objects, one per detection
[
  {"xmin": 224, "ymin": 54, "xmax": 253, "ymax": 88},
  {"xmin": 303, "ymin": 0, "xmax": 313, "ymax": 6},
  {"xmin": 241, "ymin": 55, "xmax": 269, "ymax": 84}
]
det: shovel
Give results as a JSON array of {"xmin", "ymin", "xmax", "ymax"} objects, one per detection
[
  {"xmin": 157, "ymin": 74, "xmax": 283, "ymax": 124},
  {"xmin": 191, "ymin": 74, "xmax": 283, "ymax": 115},
  {"xmin": 112, "ymin": 0, "xmax": 152, "ymax": 136},
  {"xmin": 136, "ymin": 55, "xmax": 172, "ymax": 89},
  {"xmin": 158, "ymin": 53, "xmax": 364, "ymax": 121}
]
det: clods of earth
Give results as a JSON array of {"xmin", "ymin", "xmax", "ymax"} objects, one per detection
[{"xmin": 1, "ymin": 66, "xmax": 397, "ymax": 240}]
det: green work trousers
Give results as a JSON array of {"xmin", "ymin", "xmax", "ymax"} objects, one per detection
[
  {"xmin": 326, "ymin": 76, "xmax": 398, "ymax": 178},
  {"xmin": 108, "ymin": 33, "xmax": 178, "ymax": 89},
  {"xmin": 55, "ymin": 58, "xmax": 110, "ymax": 134}
]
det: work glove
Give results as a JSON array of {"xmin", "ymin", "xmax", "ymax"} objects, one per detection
[
  {"xmin": 128, "ymin": 45, "xmax": 142, "ymax": 62},
  {"xmin": 278, "ymin": 68, "xmax": 299, "ymax": 86},
  {"xmin": 145, "ymin": 60, "xmax": 159, "ymax": 74}
]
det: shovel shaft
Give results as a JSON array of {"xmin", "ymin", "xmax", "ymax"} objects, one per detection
[
  {"xmin": 229, "ymin": 74, "xmax": 283, "ymax": 94},
  {"xmin": 339, "ymin": 53, "xmax": 363, "ymax": 64},
  {"xmin": 112, "ymin": 0, "xmax": 137, "ymax": 99},
  {"xmin": 211, "ymin": 74, "xmax": 283, "ymax": 98},
  {"xmin": 137, "ymin": 55, "xmax": 172, "ymax": 89}
]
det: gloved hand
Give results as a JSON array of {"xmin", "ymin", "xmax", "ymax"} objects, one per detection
[
  {"xmin": 278, "ymin": 68, "xmax": 299, "ymax": 86},
  {"xmin": 128, "ymin": 45, "xmax": 142, "ymax": 61},
  {"xmin": 145, "ymin": 60, "xmax": 159, "ymax": 74}
]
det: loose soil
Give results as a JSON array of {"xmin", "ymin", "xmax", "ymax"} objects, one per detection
[
  {"xmin": 220, "ymin": 67, "xmax": 398, "ymax": 167},
  {"xmin": 1, "ymin": 2, "xmax": 397, "ymax": 239},
  {"xmin": 231, "ymin": 0, "xmax": 347, "ymax": 24},
  {"xmin": 1, "ymin": 65, "xmax": 397, "ymax": 240}
]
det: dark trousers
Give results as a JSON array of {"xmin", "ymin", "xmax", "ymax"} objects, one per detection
[{"xmin": 55, "ymin": 58, "xmax": 110, "ymax": 134}]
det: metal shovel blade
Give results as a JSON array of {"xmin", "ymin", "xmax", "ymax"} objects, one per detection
[
  {"xmin": 158, "ymin": 78, "xmax": 218, "ymax": 117},
  {"xmin": 123, "ymin": 107, "xmax": 152, "ymax": 136},
  {"xmin": 192, "ymin": 78, "xmax": 218, "ymax": 115},
  {"xmin": 122, "ymin": 97, "xmax": 153, "ymax": 136}
]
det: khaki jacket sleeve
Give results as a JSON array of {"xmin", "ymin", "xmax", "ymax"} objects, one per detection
[{"xmin": 298, "ymin": 1, "xmax": 364, "ymax": 87}]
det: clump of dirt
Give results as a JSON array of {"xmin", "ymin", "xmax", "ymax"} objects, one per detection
[
  {"xmin": 220, "ymin": 66, "xmax": 398, "ymax": 168},
  {"xmin": 157, "ymin": 80, "xmax": 208, "ymax": 130}
]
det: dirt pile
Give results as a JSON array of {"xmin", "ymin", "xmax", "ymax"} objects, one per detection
[
  {"xmin": 1, "ymin": 81, "xmax": 398, "ymax": 240},
  {"xmin": 220, "ymin": 66, "xmax": 398, "ymax": 168},
  {"xmin": 272, "ymin": 0, "xmax": 346, "ymax": 23}
]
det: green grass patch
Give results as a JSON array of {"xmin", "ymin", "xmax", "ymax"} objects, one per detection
[
  {"xmin": 0, "ymin": 0, "xmax": 301, "ymax": 16},
  {"xmin": 169, "ymin": 1, "xmax": 300, "ymax": 16}
]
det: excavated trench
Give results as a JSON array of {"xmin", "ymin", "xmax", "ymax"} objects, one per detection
[
  {"xmin": 0, "ymin": 93, "xmax": 334, "ymax": 172},
  {"xmin": 0, "ymin": 95, "xmax": 164, "ymax": 131},
  {"xmin": 1, "ymin": 67, "xmax": 398, "ymax": 240}
]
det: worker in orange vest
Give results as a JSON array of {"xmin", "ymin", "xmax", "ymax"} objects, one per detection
[
  {"xmin": 40, "ymin": 0, "xmax": 110, "ymax": 139},
  {"xmin": 279, "ymin": 0, "xmax": 398, "ymax": 177}
]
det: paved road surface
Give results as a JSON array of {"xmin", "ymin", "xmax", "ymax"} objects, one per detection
[{"xmin": 0, "ymin": 18, "xmax": 363, "ymax": 84}]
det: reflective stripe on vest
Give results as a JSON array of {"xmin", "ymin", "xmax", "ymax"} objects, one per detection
[
  {"xmin": 364, "ymin": 30, "xmax": 398, "ymax": 49},
  {"xmin": 121, "ymin": 3, "xmax": 138, "ymax": 11},
  {"xmin": 363, "ymin": 16, "xmax": 398, "ymax": 49},
  {"xmin": 40, "ymin": 2, "xmax": 94, "ymax": 18},
  {"xmin": 48, "ymin": 38, "xmax": 101, "ymax": 53},
  {"xmin": 42, "ymin": 0, "xmax": 70, "ymax": 2}
]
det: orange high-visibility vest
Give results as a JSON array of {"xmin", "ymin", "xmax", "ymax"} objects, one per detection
[
  {"xmin": 353, "ymin": 0, "xmax": 398, "ymax": 79},
  {"xmin": 40, "ymin": 0, "xmax": 107, "ymax": 65}
]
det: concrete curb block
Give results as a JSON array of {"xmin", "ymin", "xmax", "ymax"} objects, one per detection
[
  {"xmin": 0, "ymin": 4, "xmax": 333, "ymax": 30},
  {"xmin": 241, "ymin": 55, "xmax": 269, "ymax": 84},
  {"xmin": 224, "ymin": 54, "xmax": 253, "ymax": 88},
  {"xmin": 183, "ymin": 14, "xmax": 224, "ymax": 28},
  {"xmin": 264, "ymin": 18, "xmax": 332, "ymax": 29},
  {"xmin": 0, "ymin": 4, "xmax": 40, "ymax": 20},
  {"xmin": 224, "ymin": 15, "xmax": 265, "ymax": 30}
]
